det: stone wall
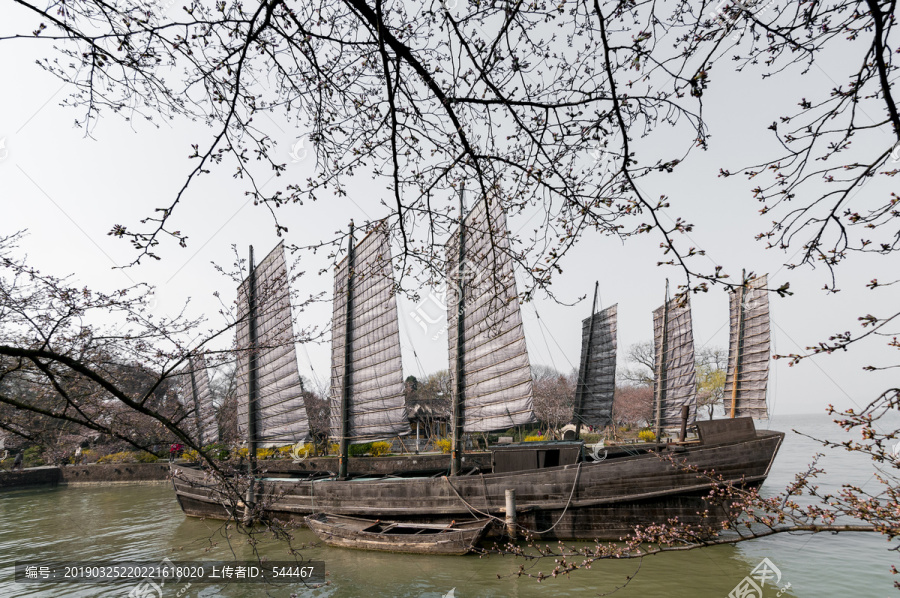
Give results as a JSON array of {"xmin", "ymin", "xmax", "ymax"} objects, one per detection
[{"xmin": 0, "ymin": 451, "xmax": 493, "ymax": 490}]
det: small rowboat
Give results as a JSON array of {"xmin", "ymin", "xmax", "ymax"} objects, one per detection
[{"xmin": 305, "ymin": 513, "xmax": 491, "ymax": 555}]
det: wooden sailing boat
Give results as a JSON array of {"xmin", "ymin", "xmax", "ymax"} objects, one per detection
[
  {"xmin": 652, "ymin": 284, "xmax": 698, "ymax": 440},
  {"xmin": 445, "ymin": 191, "xmax": 535, "ymax": 473},
  {"xmin": 573, "ymin": 283, "xmax": 617, "ymax": 437},
  {"xmin": 174, "ymin": 355, "xmax": 219, "ymax": 446},
  {"xmin": 329, "ymin": 221, "xmax": 411, "ymax": 478},
  {"xmin": 171, "ymin": 214, "xmax": 783, "ymax": 540}
]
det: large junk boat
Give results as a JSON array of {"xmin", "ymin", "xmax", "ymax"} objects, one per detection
[{"xmin": 171, "ymin": 196, "xmax": 782, "ymax": 540}]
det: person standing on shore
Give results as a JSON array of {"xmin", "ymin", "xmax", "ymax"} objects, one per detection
[
  {"xmin": 74, "ymin": 446, "xmax": 82, "ymax": 465},
  {"xmin": 12, "ymin": 451, "xmax": 23, "ymax": 471}
]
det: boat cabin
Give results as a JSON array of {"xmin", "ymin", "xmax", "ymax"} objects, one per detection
[{"xmin": 490, "ymin": 440, "xmax": 583, "ymax": 473}]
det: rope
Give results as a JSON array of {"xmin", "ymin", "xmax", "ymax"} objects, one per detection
[
  {"xmin": 526, "ymin": 462, "xmax": 582, "ymax": 534},
  {"xmin": 442, "ymin": 476, "xmax": 505, "ymax": 524},
  {"xmin": 442, "ymin": 462, "xmax": 584, "ymax": 535}
]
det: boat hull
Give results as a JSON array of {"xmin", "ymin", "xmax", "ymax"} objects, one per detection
[
  {"xmin": 305, "ymin": 514, "xmax": 491, "ymax": 555},
  {"xmin": 171, "ymin": 430, "xmax": 783, "ymax": 540}
]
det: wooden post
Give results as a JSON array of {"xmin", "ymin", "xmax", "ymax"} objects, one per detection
[
  {"xmin": 574, "ymin": 282, "xmax": 599, "ymax": 440},
  {"xmin": 678, "ymin": 405, "xmax": 689, "ymax": 442},
  {"xmin": 655, "ymin": 281, "xmax": 669, "ymax": 441},
  {"xmin": 730, "ymin": 270, "xmax": 746, "ymax": 419},
  {"xmin": 451, "ymin": 186, "xmax": 466, "ymax": 477},
  {"xmin": 505, "ymin": 489, "xmax": 517, "ymax": 539},
  {"xmin": 245, "ymin": 246, "xmax": 259, "ymax": 523},
  {"xmin": 339, "ymin": 223, "xmax": 356, "ymax": 480}
]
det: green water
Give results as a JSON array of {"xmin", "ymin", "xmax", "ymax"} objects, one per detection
[{"xmin": 1, "ymin": 414, "xmax": 896, "ymax": 597}]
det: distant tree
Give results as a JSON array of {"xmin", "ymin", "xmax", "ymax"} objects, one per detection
[
  {"xmin": 531, "ymin": 365, "xmax": 575, "ymax": 436},
  {"xmin": 410, "ymin": 370, "xmax": 451, "ymax": 440},
  {"xmin": 618, "ymin": 342, "xmax": 655, "ymax": 387},
  {"xmin": 612, "ymin": 385, "xmax": 654, "ymax": 430},
  {"xmin": 695, "ymin": 347, "xmax": 727, "ymax": 420}
]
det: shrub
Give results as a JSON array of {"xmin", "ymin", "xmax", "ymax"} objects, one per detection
[
  {"xmin": 435, "ymin": 438, "xmax": 452, "ymax": 454},
  {"xmin": 523, "ymin": 434, "xmax": 544, "ymax": 442},
  {"xmin": 348, "ymin": 442, "xmax": 372, "ymax": 457},
  {"xmin": 277, "ymin": 445, "xmax": 294, "ymax": 457},
  {"xmin": 182, "ymin": 449, "xmax": 200, "ymax": 461},
  {"xmin": 329, "ymin": 443, "xmax": 340, "ymax": 455},
  {"xmin": 23, "ymin": 446, "xmax": 44, "ymax": 467},
  {"xmin": 370, "ymin": 441, "xmax": 391, "ymax": 457},
  {"xmin": 97, "ymin": 451, "xmax": 134, "ymax": 464},
  {"xmin": 136, "ymin": 452, "xmax": 159, "ymax": 463},
  {"xmin": 637, "ymin": 429, "xmax": 656, "ymax": 443},
  {"xmin": 234, "ymin": 447, "xmax": 249, "ymax": 459},
  {"xmin": 81, "ymin": 449, "xmax": 96, "ymax": 462},
  {"xmin": 257, "ymin": 448, "xmax": 275, "ymax": 460}
]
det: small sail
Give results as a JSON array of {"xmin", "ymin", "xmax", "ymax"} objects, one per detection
[
  {"xmin": 236, "ymin": 243, "xmax": 311, "ymax": 447},
  {"xmin": 329, "ymin": 225, "xmax": 411, "ymax": 442},
  {"xmin": 576, "ymin": 304, "xmax": 617, "ymax": 429},
  {"xmin": 653, "ymin": 295, "xmax": 697, "ymax": 429},
  {"xmin": 724, "ymin": 274, "xmax": 770, "ymax": 419},
  {"xmin": 174, "ymin": 355, "xmax": 218, "ymax": 446},
  {"xmin": 446, "ymin": 198, "xmax": 536, "ymax": 433}
]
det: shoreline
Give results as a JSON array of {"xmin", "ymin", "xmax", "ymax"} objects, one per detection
[{"xmin": 0, "ymin": 452, "xmax": 492, "ymax": 491}]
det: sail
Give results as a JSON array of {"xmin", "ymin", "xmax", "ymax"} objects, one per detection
[
  {"xmin": 652, "ymin": 295, "xmax": 697, "ymax": 429},
  {"xmin": 329, "ymin": 225, "xmax": 411, "ymax": 442},
  {"xmin": 236, "ymin": 243, "xmax": 311, "ymax": 446},
  {"xmin": 576, "ymin": 304, "xmax": 617, "ymax": 429},
  {"xmin": 724, "ymin": 274, "xmax": 770, "ymax": 419},
  {"xmin": 174, "ymin": 355, "xmax": 218, "ymax": 446},
  {"xmin": 446, "ymin": 198, "xmax": 536, "ymax": 433}
]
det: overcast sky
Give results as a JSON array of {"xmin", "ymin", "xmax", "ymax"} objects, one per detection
[{"xmin": 1, "ymin": 3, "xmax": 896, "ymax": 418}]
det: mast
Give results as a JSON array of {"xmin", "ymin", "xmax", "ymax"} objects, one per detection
[
  {"xmin": 245, "ymin": 245, "xmax": 259, "ymax": 517},
  {"xmin": 730, "ymin": 270, "xmax": 746, "ymax": 419},
  {"xmin": 573, "ymin": 282, "xmax": 599, "ymax": 439},
  {"xmin": 189, "ymin": 364, "xmax": 202, "ymax": 446},
  {"xmin": 338, "ymin": 222, "xmax": 355, "ymax": 480},
  {"xmin": 451, "ymin": 186, "xmax": 465, "ymax": 477},
  {"xmin": 655, "ymin": 280, "xmax": 669, "ymax": 441}
]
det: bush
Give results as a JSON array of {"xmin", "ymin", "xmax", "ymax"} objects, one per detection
[
  {"xmin": 370, "ymin": 441, "xmax": 391, "ymax": 457},
  {"xmin": 638, "ymin": 429, "xmax": 656, "ymax": 443},
  {"xmin": 136, "ymin": 452, "xmax": 158, "ymax": 463},
  {"xmin": 182, "ymin": 449, "xmax": 200, "ymax": 461},
  {"xmin": 329, "ymin": 443, "xmax": 340, "ymax": 455},
  {"xmin": 348, "ymin": 442, "xmax": 372, "ymax": 457},
  {"xmin": 523, "ymin": 434, "xmax": 544, "ymax": 442},
  {"xmin": 97, "ymin": 451, "xmax": 134, "ymax": 464},
  {"xmin": 81, "ymin": 449, "xmax": 96, "ymax": 463},
  {"xmin": 435, "ymin": 438, "xmax": 452, "ymax": 454},
  {"xmin": 23, "ymin": 446, "xmax": 44, "ymax": 467}
]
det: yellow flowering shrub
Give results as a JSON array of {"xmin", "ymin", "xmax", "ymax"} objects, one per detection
[
  {"xmin": 637, "ymin": 429, "xmax": 656, "ymax": 443},
  {"xmin": 370, "ymin": 441, "xmax": 391, "ymax": 457},
  {"xmin": 435, "ymin": 438, "xmax": 452, "ymax": 454}
]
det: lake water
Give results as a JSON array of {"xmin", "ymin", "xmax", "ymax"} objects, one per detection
[{"xmin": 1, "ymin": 413, "xmax": 897, "ymax": 597}]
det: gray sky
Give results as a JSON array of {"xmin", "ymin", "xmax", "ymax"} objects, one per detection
[{"xmin": 1, "ymin": 4, "xmax": 895, "ymax": 417}]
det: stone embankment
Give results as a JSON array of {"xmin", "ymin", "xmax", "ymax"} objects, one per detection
[{"xmin": 0, "ymin": 451, "xmax": 491, "ymax": 490}]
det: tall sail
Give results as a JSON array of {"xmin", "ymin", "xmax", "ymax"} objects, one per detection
[
  {"xmin": 724, "ymin": 274, "xmax": 770, "ymax": 419},
  {"xmin": 652, "ymin": 294, "xmax": 697, "ymax": 430},
  {"xmin": 174, "ymin": 355, "xmax": 218, "ymax": 446},
  {"xmin": 446, "ymin": 197, "xmax": 535, "ymax": 433},
  {"xmin": 575, "ymin": 304, "xmax": 618, "ymax": 429},
  {"xmin": 329, "ymin": 225, "xmax": 411, "ymax": 442},
  {"xmin": 236, "ymin": 243, "xmax": 311, "ymax": 446}
]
